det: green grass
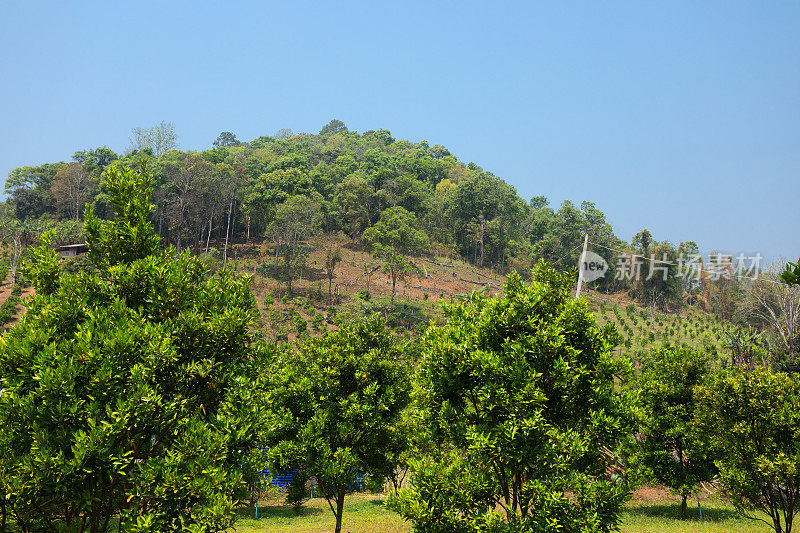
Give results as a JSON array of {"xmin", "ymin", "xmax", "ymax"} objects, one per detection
[
  {"xmin": 234, "ymin": 493, "xmax": 770, "ymax": 533},
  {"xmin": 0, "ymin": 493, "xmax": 771, "ymax": 533},
  {"xmin": 620, "ymin": 497, "xmax": 770, "ymax": 533},
  {"xmin": 233, "ymin": 493, "xmax": 408, "ymax": 533}
]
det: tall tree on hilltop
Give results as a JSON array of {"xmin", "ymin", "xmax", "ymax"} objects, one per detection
[
  {"xmin": 129, "ymin": 121, "xmax": 178, "ymax": 156},
  {"xmin": 50, "ymin": 162, "xmax": 92, "ymax": 221}
]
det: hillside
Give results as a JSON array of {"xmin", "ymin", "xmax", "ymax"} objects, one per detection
[{"xmin": 1, "ymin": 121, "xmax": 786, "ymax": 363}]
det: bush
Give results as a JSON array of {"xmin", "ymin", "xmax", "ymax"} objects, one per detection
[{"xmin": 295, "ymin": 315, "xmax": 308, "ymax": 335}]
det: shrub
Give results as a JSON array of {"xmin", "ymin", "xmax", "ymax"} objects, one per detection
[{"xmin": 355, "ymin": 289, "xmax": 371, "ymax": 301}]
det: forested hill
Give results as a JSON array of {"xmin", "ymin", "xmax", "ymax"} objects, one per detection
[{"xmin": 5, "ymin": 119, "xmax": 710, "ymax": 310}]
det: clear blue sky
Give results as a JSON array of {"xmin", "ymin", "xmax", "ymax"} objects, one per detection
[{"xmin": 1, "ymin": 1, "xmax": 798, "ymax": 262}]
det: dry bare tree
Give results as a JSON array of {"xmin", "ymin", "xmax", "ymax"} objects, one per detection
[
  {"xmin": 130, "ymin": 121, "xmax": 178, "ymax": 156},
  {"xmin": 738, "ymin": 260, "xmax": 800, "ymax": 356},
  {"xmin": 50, "ymin": 163, "xmax": 91, "ymax": 221}
]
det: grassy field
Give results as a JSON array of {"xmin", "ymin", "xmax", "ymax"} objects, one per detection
[
  {"xmin": 233, "ymin": 491, "xmax": 771, "ymax": 533},
  {"xmin": 233, "ymin": 493, "xmax": 406, "ymax": 533},
  {"xmin": 619, "ymin": 498, "xmax": 769, "ymax": 533}
]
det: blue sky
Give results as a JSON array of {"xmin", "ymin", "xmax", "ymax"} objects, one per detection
[{"xmin": 1, "ymin": 1, "xmax": 798, "ymax": 262}]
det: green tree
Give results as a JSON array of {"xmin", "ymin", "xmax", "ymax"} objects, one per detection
[
  {"xmin": 267, "ymin": 194, "xmax": 322, "ymax": 293},
  {"xmin": 334, "ymin": 175, "xmax": 373, "ymax": 241},
  {"xmin": 5, "ymin": 163, "xmax": 63, "ymax": 220},
  {"xmin": 783, "ymin": 259, "xmax": 800, "ymax": 286},
  {"xmin": 72, "ymin": 147, "xmax": 118, "ymax": 179},
  {"xmin": 447, "ymin": 172, "xmax": 527, "ymax": 268},
  {"xmin": 696, "ymin": 367, "xmax": 800, "ymax": 533},
  {"xmin": 319, "ymin": 119, "xmax": 348, "ymax": 136},
  {"xmin": 324, "ymin": 245, "xmax": 343, "ymax": 298},
  {"xmin": 0, "ymin": 164, "xmax": 265, "ymax": 532},
  {"xmin": 631, "ymin": 345, "xmax": 716, "ymax": 516},
  {"xmin": 391, "ymin": 265, "xmax": 635, "ymax": 532},
  {"xmin": 213, "ymin": 131, "xmax": 241, "ymax": 147},
  {"xmin": 363, "ymin": 207, "xmax": 428, "ymax": 305},
  {"xmin": 265, "ymin": 316, "xmax": 410, "ymax": 533}
]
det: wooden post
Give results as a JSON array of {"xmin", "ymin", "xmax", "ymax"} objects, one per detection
[{"xmin": 575, "ymin": 233, "xmax": 589, "ymax": 299}]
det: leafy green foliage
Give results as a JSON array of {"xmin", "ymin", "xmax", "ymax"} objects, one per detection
[
  {"xmin": 695, "ymin": 367, "xmax": 800, "ymax": 533},
  {"xmin": 264, "ymin": 315, "xmax": 411, "ymax": 533},
  {"xmin": 782, "ymin": 259, "xmax": 800, "ymax": 286},
  {"xmin": 631, "ymin": 345, "xmax": 716, "ymax": 515},
  {"xmin": 363, "ymin": 207, "xmax": 428, "ymax": 304},
  {"xmin": 391, "ymin": 264, "xmax": 636, "ymax": 532},
  {"xmin": 83, "ymin": 163, "xmax": 160, "ymax": 267},
  {"xmin": 0, "ymin": 164, "xmax": 267, "ymax": 532}
]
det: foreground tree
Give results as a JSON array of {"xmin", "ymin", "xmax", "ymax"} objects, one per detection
[
  {"xmin": 265, "ymin": 316, "xmax": 410, "ymax": 533},
  {"xmin": 632, "ymin": 345, "xmax": 716, "ymax": 517},
  {"xmin": 391, "ymin": 265, "xmax": 635, "ymax": 532},
  {"xmin": 696, "ymin": 367, "xmax": 800, "ymax": 533},
  {"xmin": 0, "ymin": 164, "xmax": 265, "ymax": 532}
]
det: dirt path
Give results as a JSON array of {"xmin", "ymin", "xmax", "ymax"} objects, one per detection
[{"xmin": 0, "ymin": 269, "xmax": 36, "ymax": 329}]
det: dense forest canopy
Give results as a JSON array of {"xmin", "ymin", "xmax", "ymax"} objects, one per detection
[{"xmin": 2, "ymin": 120, "xmax": 750, "ymax": 311}]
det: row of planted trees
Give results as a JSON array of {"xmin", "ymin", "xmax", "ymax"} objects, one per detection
[
  {"xmin": 1, "ymin": 164, "xmax": 799, "ymax": 533},
  {"xmin": 632, "ymin": 345, "xmax": 800, "ymax": 533}
]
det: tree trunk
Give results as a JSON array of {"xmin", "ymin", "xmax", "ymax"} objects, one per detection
[
  {"xmin": 223, "ymin": 198, "xmax": 233, "ymax": 265},
  {"xmin": 334, "ymin": 488, "xmax": 346, "ymax": 533},
  {"xmin": 205, "ymin": 214, "xmax": 213, "ymax": 255},
  {"xmin": 479, "ymin": 218, "xmax": 485, "ymax": 267},
  {"xmin": 176, "ymin": 196, "xmax": 185, "ymax": 253},
  {"xmin": 391, "ymin": 270, "xmax": 397, "ymax": 305},
  {"xmin": 681, "ymin": 494, "xmax": 687, "ymax": 518}
]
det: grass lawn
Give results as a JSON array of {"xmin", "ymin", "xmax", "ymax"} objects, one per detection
[
  {"xmin": 233, "ymin": 493, "xmax": 408, "ymax": 533},
  {"xmin": 234, "ymin": 491, "xmax": 773, "ymax": 533},
  {"xmin": 620, "ymin": 497, "xmax": 770, "ymax": 533}
]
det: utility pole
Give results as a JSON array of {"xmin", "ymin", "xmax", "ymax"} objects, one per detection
[{"xmin": 575, "ymin": 233, "xmax": 589, "ymax": 299}]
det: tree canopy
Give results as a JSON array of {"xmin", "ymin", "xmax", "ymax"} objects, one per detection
[
  {"xmin": 391, "ymin": 265, "xmax": 636, "ymax": 532},
  {"xmin": 0, "ymin": 164, "xmax": 266, "ymax": 532}
]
